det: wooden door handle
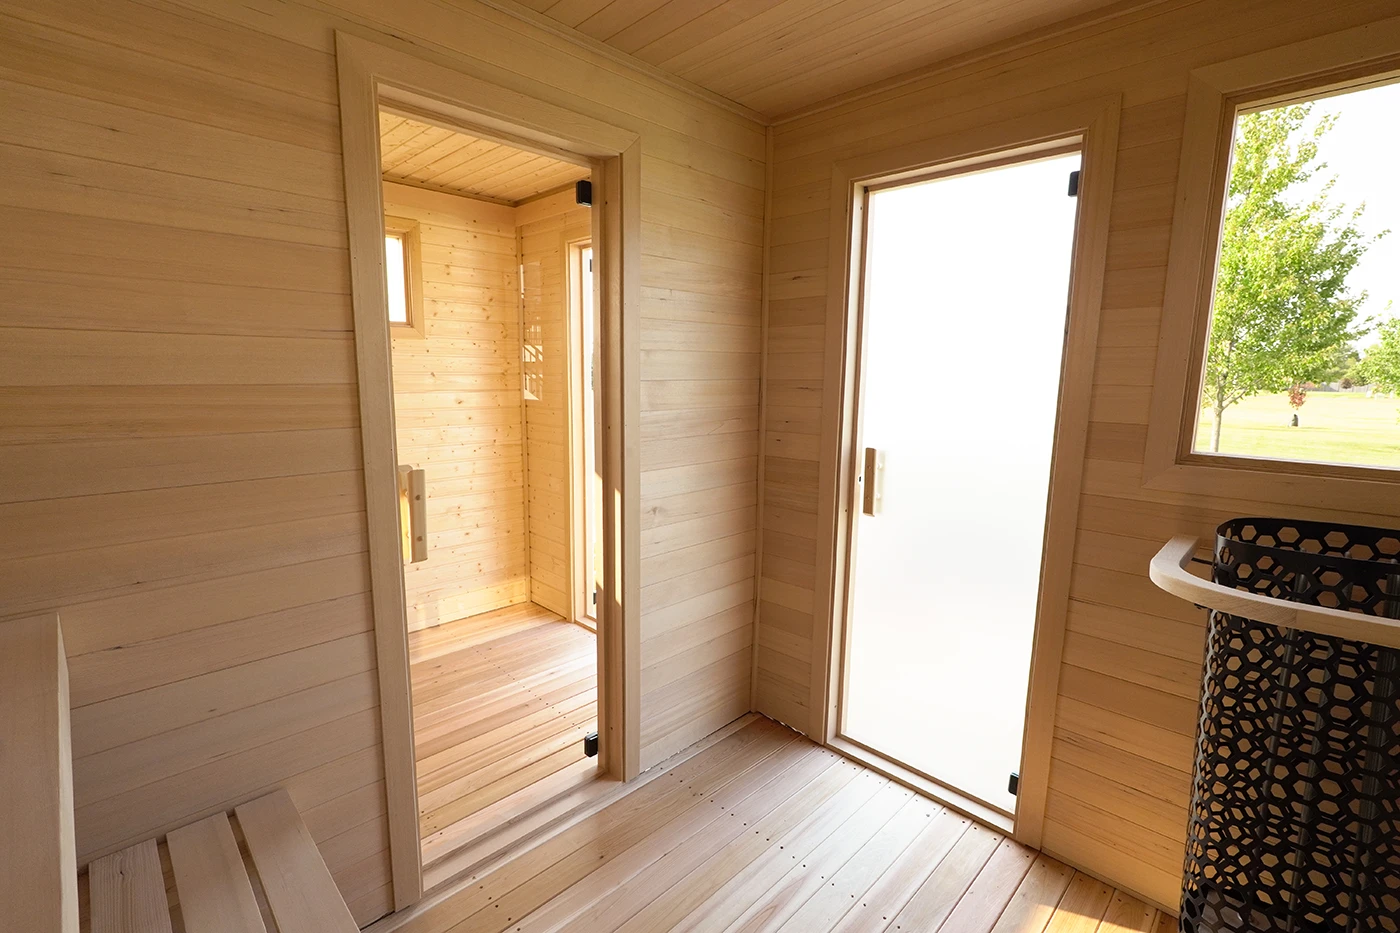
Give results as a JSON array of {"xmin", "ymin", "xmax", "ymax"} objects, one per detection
[
  {"xmin": 398, "ymin": 466, "xmax": 428, "ymax": 563},
  {"xmin": 862, "ymin": 447, "xmax": 877, "ymax": 516}
]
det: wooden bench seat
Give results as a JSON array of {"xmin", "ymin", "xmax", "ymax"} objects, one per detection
[
  {"xmin": 1, "ymin": 612, "xmax": 357, "ymax": 933},
  {"xmin": 88, "ymin": 790, "xmax": 358, "ymax": 933}
]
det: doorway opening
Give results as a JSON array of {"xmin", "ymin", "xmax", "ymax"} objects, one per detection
[
  {"xmin": 835, "ymin": 150, "xmax": 1084, "ymax": 819},
  {"xmin": 377, "ymin": 107, "xmax": 605, "ymax": 872}
]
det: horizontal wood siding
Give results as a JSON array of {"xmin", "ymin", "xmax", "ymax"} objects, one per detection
[
  {"xmin": 0, "ymin": 0, "xmax": 764, "ymax": 923},
  {"xmin": 386, "ymin": 183, "xmax": 530, "ymax": 631},
  {"xmin": 760, "ymin": 0, "xmax": 1400, "ymax": 909}
]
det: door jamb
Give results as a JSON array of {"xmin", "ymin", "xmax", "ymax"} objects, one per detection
[
  {"xmin": 565, "ymin": 233, "xmax": 599, "ymax": 631},
  {"xmin": 811, "ymin": 95, "xmax": 1121, "ymax": 849},
  {"xmin": 334, "ymin": 30, "xmax": 643, "ymax": 911}
]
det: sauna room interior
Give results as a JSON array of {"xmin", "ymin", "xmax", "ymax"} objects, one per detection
[
  {"xmin": 5, "ymin": 3, "xmax": 1400, "ymax": 933},
  {"xmin": 379, "ymin": 110, "xmax": 602, "ymax": 867}
]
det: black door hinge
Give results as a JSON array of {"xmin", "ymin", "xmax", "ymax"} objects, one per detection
[
  {"xmin": 584, "ymin": 732, "xmax": 599, "ymax": 757},
  {"xmin": 1067, "ymin": 170, "xmax": 1080, "ymax": 197},
  {"xmin": 1008, "ymin": 772, "xmax": 1020, "ymax": 796}
]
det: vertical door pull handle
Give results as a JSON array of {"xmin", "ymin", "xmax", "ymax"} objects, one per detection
[
  {"xmin": 862, "ymin": 448, "xmax": 877, "ymax": 516},
  {"xmin": 398, "ymin": 466, "xmax": 428, "ymax": 563}
]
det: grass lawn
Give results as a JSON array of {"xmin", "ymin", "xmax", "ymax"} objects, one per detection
[{"xmin": 1193, "ymin": 392, "xmax": 1400, "ymax": 469}]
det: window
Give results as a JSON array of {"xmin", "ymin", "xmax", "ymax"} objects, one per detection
[
  {"xmin": 1190, "ymin": 80, "xmax": 1400, "ymax": 470},
  {"xmin": 385, "ymin": 232, "xmax": 408, "ymax": 323},
  {"xmin": 383, "ymin": 216, "xmax": 424, "ymax": 338}
]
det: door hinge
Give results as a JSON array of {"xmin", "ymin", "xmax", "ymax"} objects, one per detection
[
  {"xmin": 1067, "ymin": 170, "xmax": 1080, "ymax": 197},
  {"xmin": 584, "ymin": 732, "xmax": 599, "ymax": 758},
  {"xmin": 576, "ymin": 179, "xmax": 593, "ymax": 206},
  {"xmin": 1008, "ymin": 772, "xmax": 1020, "ymax": 796}
]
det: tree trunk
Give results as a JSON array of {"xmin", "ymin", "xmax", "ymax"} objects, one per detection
[{"xmin": 1210, "ymin": 403, "xmax": 1225, "ymax": 452}]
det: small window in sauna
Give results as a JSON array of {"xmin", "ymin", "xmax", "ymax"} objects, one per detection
[
  {"xmin": 385, "ymin": 232, "xmax": 409, "ymax": 324},
  {"xmin": 1191, "ymin": 80, "xmax": 1400, "ymax": 470}
]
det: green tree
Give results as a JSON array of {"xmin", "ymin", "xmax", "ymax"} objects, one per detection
[
  {"xmin": 1358, "ymin": 313, "xmax": 1400, "ymax": 393},
  {"xmin": 1202, "ymin": 104, "xmax": 1376, "ymax": 451},
  {"xmin": 1318, "ymin": 342, "xmax": 1361, "ymax": 384}
]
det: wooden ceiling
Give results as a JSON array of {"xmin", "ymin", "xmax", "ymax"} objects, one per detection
[
  {"xmin": 379, "ymin": 111, "xmax": 589, "ymax": 205},
  {"xmin": 511, "ymin": 0, "xmax": 1141, "ymax": 118}
]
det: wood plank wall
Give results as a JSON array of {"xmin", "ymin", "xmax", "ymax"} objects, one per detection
[
  {"xmin": 757, "ymin": 0, "xmax": 1400, "ymax": 909},
  {"xmin": 517, "ymin": 189, "xmax": 591, "ymax": 619},
  {"xmin": 386, "ymin": 183, "xmax": 530, "ymax": 632},
  {"xmin": 0, "ymin": 0, "xmax": 763, "ymax": 923}
]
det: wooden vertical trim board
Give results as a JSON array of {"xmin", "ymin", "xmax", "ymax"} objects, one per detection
[
  {"xmin": 806, "ymin": 97, "xmax": 1122, "ymax": 847},
  {"xmin": 334, "ymin": 33, "xmax": 422, "ymax": 910},
  {"xmin": 1016, "ymin": 98, "xmax": 1121, "ymax": 850},
  {"xmin": 750, "ymin": 124, "xmax": 774, "ymax": 708},
  {"xmin": 564, "ymin": 226, "xmax": 594, "ymax": 628},
  {"xmin": 516, "ymin": 220, "xmax": 535, "ymax": 603},
  {"xmin": 0, "ymin": 612, "xmax": 77, "ymax": 933},
  {"xmin": 1143, "ymin": 15, "xmax": 1400, "ymax": 501},
  {"xmin": 597, "ymin": 151, "xmax": 626, "ymax": 781},
  {"xmin": 615, "ymin": 140, "xmax": 644, "ymax": 781},
  {"xmin": 335, "ymin": 31, "xmax": 643, "ymax": 909}
]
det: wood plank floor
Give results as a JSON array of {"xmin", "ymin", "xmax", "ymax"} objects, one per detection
[
  {"xmin": 388, "ymin": 715, "xmax": 1177, "ymax": 933},
  {"xmin": 409, "ymin": 603, "xmax": 597, "ymax": 864}
]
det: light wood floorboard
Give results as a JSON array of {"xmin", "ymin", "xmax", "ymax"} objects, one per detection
[
  {"xmin": 386, "ymin": 715, "xmax": 1175, "ymax": 933},
  {"xmin": 409, "ymin": 603, "xmax": 598, "ymax": 865}
]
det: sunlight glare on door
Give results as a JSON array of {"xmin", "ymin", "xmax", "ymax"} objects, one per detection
[{"xmin": 842, "ymin": 152, "xmax": 1081, "ymax": 813}]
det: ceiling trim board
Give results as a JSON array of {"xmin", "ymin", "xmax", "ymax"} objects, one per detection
[{"xmin": 378, "ymin": 174, "xmax": 519, "ymax": 207}]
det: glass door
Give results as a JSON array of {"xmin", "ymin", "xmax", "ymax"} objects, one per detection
[{"xmin": 839, "ymin": 152, "xmax": 1082, "ymax": 814}]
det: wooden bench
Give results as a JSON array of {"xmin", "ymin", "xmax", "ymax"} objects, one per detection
[
  {"xmin": 87, "ymin": 789, "xmax": 359, "ymax": 933},
  {"xmin": 2, "ymin": 614, "xmax": 359, "ymax": 933}
]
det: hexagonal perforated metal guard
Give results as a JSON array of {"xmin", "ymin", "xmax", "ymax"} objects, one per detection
[{"xmin": 1181, "ymin": 519, "xmax": 1400, "ymax": 932}]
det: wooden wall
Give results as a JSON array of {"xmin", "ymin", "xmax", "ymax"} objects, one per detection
[
  {"xmin": 386, "ymin": 183, "xmax": 529, "ymax": 632},
  {"xmin": 757, "ymin": 0, "xmax": 1400, "ymax": 909},
  {"xmin": 517, "ymin": 189, "xmax": 591, "ymax": 619},
  {"xmin": 0, "ymin": 0, "xmax": 761, "ymax": 923}
]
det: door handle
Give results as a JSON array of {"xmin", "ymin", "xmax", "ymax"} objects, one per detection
[
  {"xmin": 862, "ymin": 447, "xmax": 877, "ymax": 516},
  {"xmin": 398, "ymin": 466, "xmax": 427, "ymax": 563}
]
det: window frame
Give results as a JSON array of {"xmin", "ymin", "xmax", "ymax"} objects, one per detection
[
  {"xmin": 1145, "ymin": 16, "xmax": 1400, "ymax": 499},
  {"xmin": 383, "ymin": 215, "xmax": 426, "ymax": 339}
]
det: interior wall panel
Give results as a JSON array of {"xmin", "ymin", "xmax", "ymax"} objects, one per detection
[
  {"xmin": 758, "ymin": 0, "xmax": 1400, "ymax": 910},
  {"xmin": 0, "ymin": 0, "xmax": 763, "ymax": 923},
  {"xmin": 385, "ymin": 182, "xmax": 530, "ymax": 632}
]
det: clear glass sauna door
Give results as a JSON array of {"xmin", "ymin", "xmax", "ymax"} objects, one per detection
[{"xmin": 840, "ymin": 153, "xmax": 1082, "ymax": 814}]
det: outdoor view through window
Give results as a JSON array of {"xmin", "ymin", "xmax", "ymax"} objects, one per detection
[{"xmin": 1193, "ymin": 80, "xmax": 1400, "ymax": 469}]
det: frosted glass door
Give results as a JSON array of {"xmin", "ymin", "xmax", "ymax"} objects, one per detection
[{"xmin": 842, "ymin": 153, "xmax": 1081, "ymax": 813}]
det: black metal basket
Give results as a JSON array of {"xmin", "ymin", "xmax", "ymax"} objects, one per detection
[{"xmin": 1180, "ymin": 518, "xmax": 1400, "ymax": 932}]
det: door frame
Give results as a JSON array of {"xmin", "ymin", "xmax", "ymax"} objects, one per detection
[
  {"xmin": 811, "ymin": 95, "xmax": 1120, "ymax": 847},
  {"xmin": 565, "ymin": 234, "xmax": 600, "ymax": 631},
  {"xmin": 335, "ymin": 30, "xmax": 643, "ymax": 910}
]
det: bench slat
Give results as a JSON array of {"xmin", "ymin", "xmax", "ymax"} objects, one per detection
[
  {"xmin": 166, "ymin": 813, "xmax": 266, "ymax": 933},
  {"xmin": 235, "ymin": 790, "xmax": 357, "ymax": 933},
  {"xmin": 90, "ymin": 839, "xmax": 173, "ymax": 933}
]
